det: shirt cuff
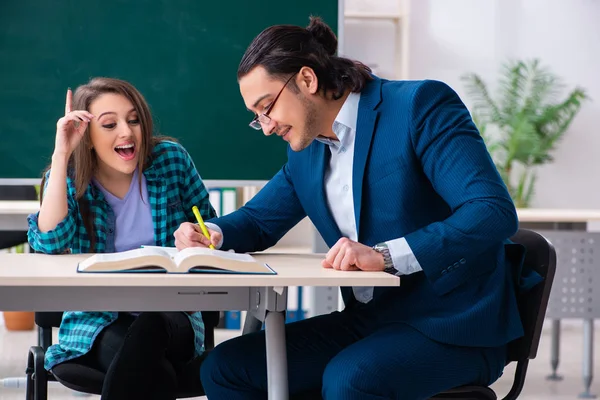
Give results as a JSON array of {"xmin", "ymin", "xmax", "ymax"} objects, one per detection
[
  {"xmin": 385, "ymin": 237, "xmax": 423, "ymax": 276},
  {"xmin": 204, "ymin": 222, "xmax": 224, "ymax": 250}
]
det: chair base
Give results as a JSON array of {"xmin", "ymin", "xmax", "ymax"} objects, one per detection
[
  {"xmin": 430, "ymin": 385, "xmax": 497, "ymax": 400},
  {"xmin": 39, "ymin": 351, "xmax": 209, "ymax": 399}
]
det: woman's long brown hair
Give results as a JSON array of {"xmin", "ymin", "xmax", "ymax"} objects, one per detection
[{"xmin": 39, "ymin": 77, "xmax": 174, "ymax": 251}]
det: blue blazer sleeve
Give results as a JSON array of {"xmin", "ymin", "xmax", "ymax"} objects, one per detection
[
  {"xmin": 404, "ymin": 80, "xmax": 519, "ymax": 296},
  {"xmin": 208, "ymin": 163, "xmax": 307, "ymax": 253}
]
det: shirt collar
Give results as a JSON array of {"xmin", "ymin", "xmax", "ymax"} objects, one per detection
[{"xmin": 316, "ymin": 91, "xmax": 361, "ymax": 151}]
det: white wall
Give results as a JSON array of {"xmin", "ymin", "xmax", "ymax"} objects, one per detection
[{"xmin": 344, "ymin": 0, "xmax": 600, "ymax": 209}]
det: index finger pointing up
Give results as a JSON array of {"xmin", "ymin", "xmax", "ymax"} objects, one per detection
[{"xmin": 65, "ymin": 87, "xmax": 72, "ymax": 115}]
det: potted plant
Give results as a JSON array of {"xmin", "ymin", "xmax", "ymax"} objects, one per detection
[{"xmin": 461, "ymin": 59, "xmax": 588, "ymax": 207}]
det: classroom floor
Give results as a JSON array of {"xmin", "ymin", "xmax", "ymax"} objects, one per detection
[{"xmin": 0, "ymin": 320, "xmax": 598, "ymax": 400}]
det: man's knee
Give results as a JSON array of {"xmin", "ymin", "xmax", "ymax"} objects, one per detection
[
  {"xmin": 200, "ymin": 332, "xmax": 270, "ymax": 396},
  {"xmin": 200, "ymin": 339, "xmax": 242, "ymax": 388},
  {"xmin": 199, "ymin": 348, "xmax": 219, "ymax": 389}
]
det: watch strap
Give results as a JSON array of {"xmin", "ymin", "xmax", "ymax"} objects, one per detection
[{"xmin": 372, "ymin": 242, "xmax": 397, "ymax": 274}]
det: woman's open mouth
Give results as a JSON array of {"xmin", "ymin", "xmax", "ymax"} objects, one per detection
[{"xmin": 115, "ymin": 142, "xmax": 136, "ymax": 161}]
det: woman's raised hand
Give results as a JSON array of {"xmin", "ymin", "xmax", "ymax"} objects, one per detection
[{"xmin": 54, "ymin": 88, "xmax": 94, "ymax": 157}]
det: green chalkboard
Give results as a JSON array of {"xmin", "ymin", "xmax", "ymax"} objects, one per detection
[{"xmin": 0, "ymin": 0, "xmax": 337, "ymax": 180}]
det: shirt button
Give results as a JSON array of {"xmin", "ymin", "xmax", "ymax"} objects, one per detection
[{"xmin": 343, "ymin": 185, "xmax": 349, "ymax": 192}]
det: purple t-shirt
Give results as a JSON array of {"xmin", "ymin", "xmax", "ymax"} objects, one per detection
[{"xmin": 93, "ymin": 168, "xmax": 155, "ymax": 252}]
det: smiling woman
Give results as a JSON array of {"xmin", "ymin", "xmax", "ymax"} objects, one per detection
[
  {"xmin": 27, "ymin": 77, "xmax": 217, "ymax": 399},
  {"xmin": 53, "ymin": 78, "xmax": 157, "ymax": 200}
]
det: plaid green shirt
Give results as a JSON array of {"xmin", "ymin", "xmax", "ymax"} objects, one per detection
[{"xmin": 27, "ymin": 141, "xmax": 216, "ymax": 370}]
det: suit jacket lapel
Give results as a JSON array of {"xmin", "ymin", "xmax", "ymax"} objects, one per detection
[{"xmin": 353, "ymin": 77, "xmax": 382, "ymax": 237}]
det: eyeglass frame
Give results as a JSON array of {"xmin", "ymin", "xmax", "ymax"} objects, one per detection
[{"xmin": 249, "ymin": 73, "xmax": 297, "ymax": 130}]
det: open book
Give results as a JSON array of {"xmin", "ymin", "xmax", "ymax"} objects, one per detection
[{"xmin": 76, "ymin": 246, "xmax": 276, "ymax": 275}]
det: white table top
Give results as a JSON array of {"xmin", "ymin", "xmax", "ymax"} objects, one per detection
[
  {"xmin": 0, "ymin": 253, "xmax": 400, "ymax": 288},
  {"xmin": 516, "ymin": 208, "xmax": 600, "ymax": 223},
  {"xmin": 0, "ymin": 200, "xmax": 39, "ymax": 214}
]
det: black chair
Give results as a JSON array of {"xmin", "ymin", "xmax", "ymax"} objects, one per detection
[
  {"xmin": 25, "ymin": 311, "xmax": 221, "ymax": 400},
  {"xmin": 0, "ymin": 185, "xmax": 38, "ymax": 250},
  {"xmin": 287, "ymin": 228, "xmax": 557, "ymax": 400},
  {"xmin": 429, "ymin": 228, "xmax": 557, "ymax": 399}
]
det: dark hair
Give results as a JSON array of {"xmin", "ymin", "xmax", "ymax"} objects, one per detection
[
  {"xmin": 39, "ymin": 77, "xmax": 174, "ymax": 251},
  {"xmin": 238, "ymin": 16, "xmax": 373, "ymax": 100}
]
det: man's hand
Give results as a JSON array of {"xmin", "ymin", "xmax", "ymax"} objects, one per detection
[
  {"xmin": 322, "ymin": 237, "xmax": 385, "ymax": 271},
  {"xmin": 174, "ymin": 222, "xmax": 222, "ymax": 250}
]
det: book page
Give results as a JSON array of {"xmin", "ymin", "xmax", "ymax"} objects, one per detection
[
  {"xmin": 95, "ymin": 247, "xmax": 173, "ymax": 261},
  {"xmin": 173, "ymin": 247, "xmax": 255, "ymax": 266},
  {"xmin": 78, "ymin": 247, "xmax": 174, "ymax": 272},
  {"xmin": 140, "ymin": 246, "xmax": 179, "ymax": 258},
  {"xmin": 77, "ymin": 246, "xmax": 274, "ymax": 274},
  {"xmin": 172, "ymin": 247, "xmax": 274, "ymax": 274}
]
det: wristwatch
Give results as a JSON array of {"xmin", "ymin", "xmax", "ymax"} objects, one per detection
[{"xmin": 372, "ymin": 242, "xmax": 398, "ymax": 275}]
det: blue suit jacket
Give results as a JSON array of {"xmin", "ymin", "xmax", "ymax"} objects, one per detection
[{"xmin": 211, "ymin": 76, "xmax": 524, "ymax": 348}]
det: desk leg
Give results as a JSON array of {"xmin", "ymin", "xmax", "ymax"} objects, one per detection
[
  {"xmin": 547, "ymin": 319, "xmax": 563, "ymax": 381},
  {"xmin": 265, "ymin": 310, "xmax": 288, "ymax": 400},
  {"xmin": 249, "ymin": 287, "xmax": 289, "ymax": 399},
  {"xmin": 580, "ymin": 319, "xmax": 596, "ymax": 399}
]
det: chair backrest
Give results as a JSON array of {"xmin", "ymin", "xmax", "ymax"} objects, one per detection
[
  {"xmin": 202, "ymin": 310, "xmax": 220, "ymax": 329},
  {"xmin": 36, "ymin": 311, "xmax": 64, "ymax": 328},
  {"xmin": 0, "ymin": 185, "xmax": 38, "ymax": 249},
  {"xmin": 0, "ymin": 185, "xmax": 38, "ymax": 201},
  {"xmin": 506, "ymin": 228, "xmax": 557, "ymax": 362}
]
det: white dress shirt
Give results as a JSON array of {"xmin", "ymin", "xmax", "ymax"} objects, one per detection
[
  {"xmin": 208, "ymin": 91, "xmax": 423, "ymax": 304},
  {"xmin": 316, "ymin": 92, "xmax": 422, "ymax": 303}
]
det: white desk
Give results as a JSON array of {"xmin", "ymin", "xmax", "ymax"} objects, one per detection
[
  {"xmin": 0, "ymin": 252, "xmax": 399, "ymax": 399},
  {"xmin": 517, "ymin": 209, "xmax": 600, "ymax": 398},
  {"xmin": 517, "ymin": 208, "xmax": 600, "ymax": 226},
  {"xmin": 518, "ymin": 208, "xmax": 600, "ymax": 223},
  {"xmin": 0, "ymin": 200, "xmax": 38, "ymax": 231}
]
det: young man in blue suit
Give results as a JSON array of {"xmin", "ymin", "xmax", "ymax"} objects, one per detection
[{"xmin": 175, "ymin": 17, "xmax": 524, "ymax": 400}]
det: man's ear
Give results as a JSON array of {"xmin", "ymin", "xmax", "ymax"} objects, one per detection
[{"xmin": 297, "ymin": 67, "xmax": 319, "ymax": 95}]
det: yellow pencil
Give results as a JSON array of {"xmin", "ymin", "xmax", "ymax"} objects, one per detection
[{"xmin": 192, "ymin": 205, "xmax": 215, "ymax": 250}]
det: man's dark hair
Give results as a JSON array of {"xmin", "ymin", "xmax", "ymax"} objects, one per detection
[{"xmin": 238, "ymin": 16, "xmax": 373, "ymax": 100}]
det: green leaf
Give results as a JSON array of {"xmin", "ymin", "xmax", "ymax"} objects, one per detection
[
  {"xmin": 524, "ymin": 172, "xmax": 537, "ymax": 207},
  {"xmin": 460, "ymin": 73, "xmax": 502, "ymax": 124},
  {"xmin": 461, "ymin": 58, "xmax": 589, "ymax": 207}
]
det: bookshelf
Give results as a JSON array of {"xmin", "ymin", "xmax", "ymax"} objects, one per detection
[{"xmin": 343, "ymin": 1, "xmax": 410, "ymax": 80}]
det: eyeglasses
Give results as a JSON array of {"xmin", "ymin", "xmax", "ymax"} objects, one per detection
[{"xmin": 249, "ymin": 73, "xmax": 297, "ymax": 130}]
